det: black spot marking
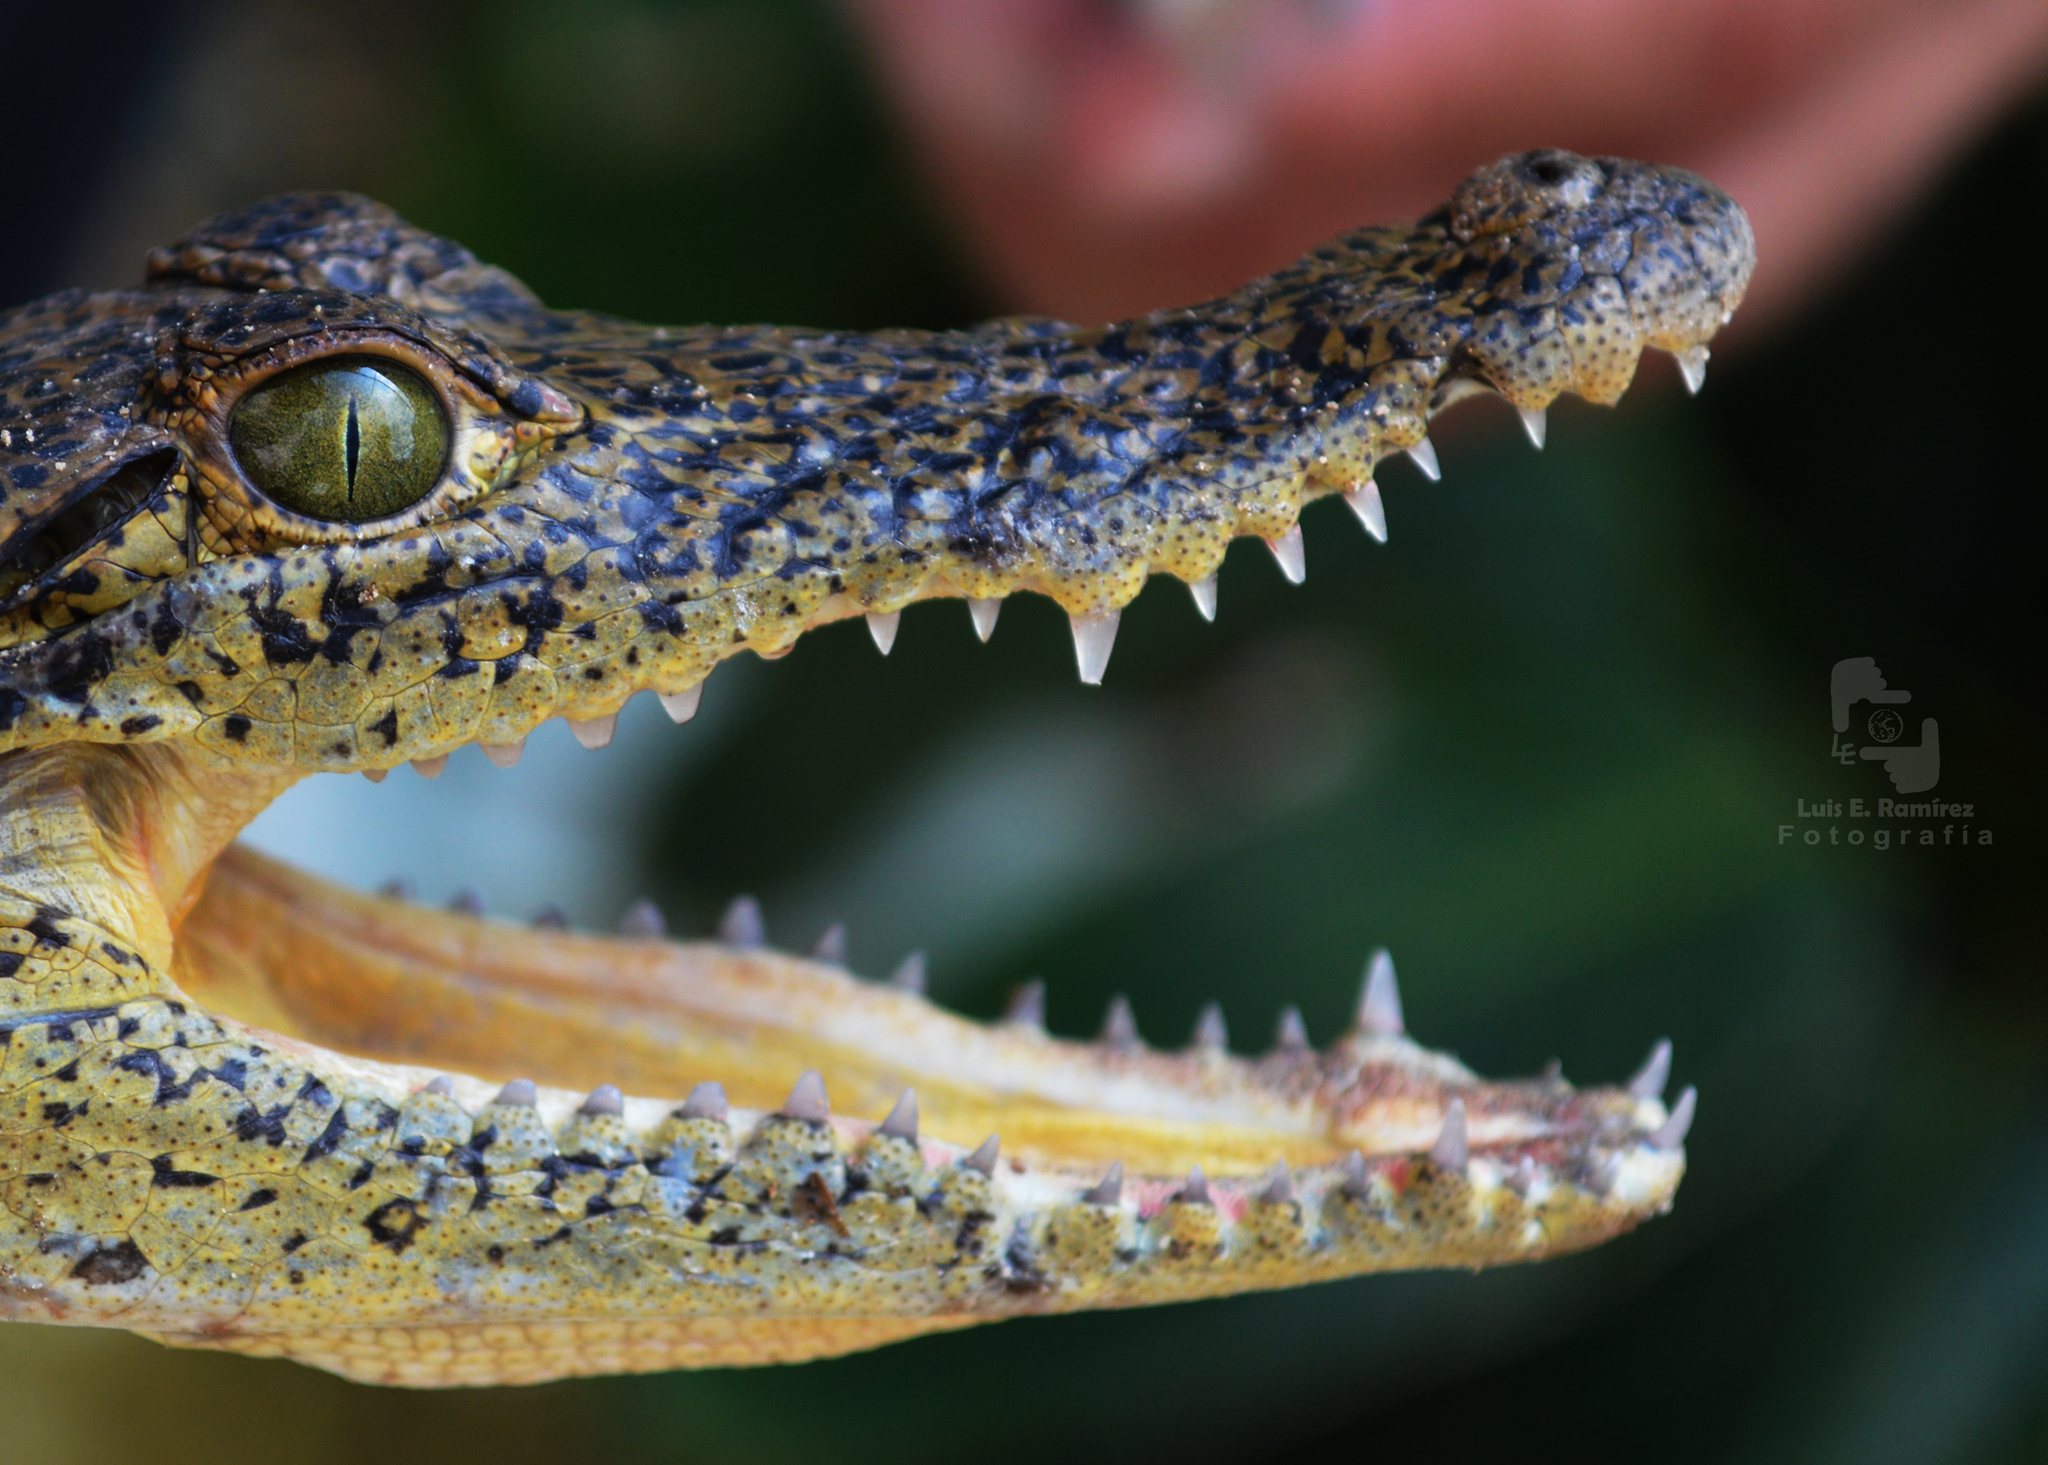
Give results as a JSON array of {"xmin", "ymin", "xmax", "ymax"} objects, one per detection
[
  {"xmin": 71, "ymin": 1239, "xmax": 149, "ymax": 1285},
  {"xmin": 238, "ymin": 1187, "xmax": 279, "ymax": 1211},
  {"xmin": 364, "ymin": 1197, "xmax": 425, "ymax": 1253}
]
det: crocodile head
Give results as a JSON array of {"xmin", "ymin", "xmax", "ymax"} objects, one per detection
[{"xmin": 0, "ymin": 150, "xmax": 1750, "ymax": 1385}]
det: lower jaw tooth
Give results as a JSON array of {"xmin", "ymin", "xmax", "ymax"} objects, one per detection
[{"xmin": 567, "ymin": 714, "xmax": 617, "ymax": 750}]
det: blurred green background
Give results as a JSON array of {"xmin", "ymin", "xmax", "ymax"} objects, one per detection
[{"xmin": 0, "ymin": 2, "xmax": 2041, "ymax": 1461}]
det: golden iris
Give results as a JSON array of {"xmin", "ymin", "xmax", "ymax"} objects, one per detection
[{"xmin": 228, "ymin": 356, "xmax": 449, "ymax": 522}]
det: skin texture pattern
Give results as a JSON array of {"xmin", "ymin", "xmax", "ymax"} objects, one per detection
[{"xmin": 0, "ymin": 150, "xmax": 1751, "ymax": 1387}]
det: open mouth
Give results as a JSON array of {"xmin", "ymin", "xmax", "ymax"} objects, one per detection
[{"xmin": 0, "ymin": 149, "xmax": 1748, "ymax": 1386}]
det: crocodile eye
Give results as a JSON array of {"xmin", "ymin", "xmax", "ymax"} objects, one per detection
[{"xmin": 228, "ymin": 355, "xmax": 449, "ymax": 523}]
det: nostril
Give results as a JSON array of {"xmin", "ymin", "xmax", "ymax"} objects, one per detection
[{"xmin": 1529, "ymin": 156, "xmax": 1569, "ymax": 185}]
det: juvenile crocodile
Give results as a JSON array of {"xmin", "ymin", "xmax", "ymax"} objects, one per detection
[{"xmin": 0, "ymin": 151, "xmax": 1751, "ymax": 1386}]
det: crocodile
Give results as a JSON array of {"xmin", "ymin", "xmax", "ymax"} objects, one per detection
[{"xmin": 0, "ymin": 150, "xmax": 1751, "ymax": 1387}]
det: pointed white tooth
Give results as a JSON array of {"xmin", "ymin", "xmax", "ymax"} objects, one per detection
[
  {"xmin": 411, "ymin": 754, "xmax": 448, "ymax": 779},
  {"xmin": 1188, "ymin": 575, "xmax": 1218, "ymax": 622},
  {"xmin": 1176, "ymin": 1165, "xmax": 1213, "ymax": 1205},
  {"xmin": 1340, "ymin": 1148, "xmax": 1370, "ymax": 1197},
  {"xmin": 809, "ymin": 922, "xmax": 847, "ymax": 964},
  {"xmin": 717, "ymin": 895, "xmax": 764, "ymax": 948},
  {"xmin": 480, "ymin": 738, "xmax": 525, "ymax": 769},
  {"xmin": 887, "ymin": 950, "xmax": 927, "ymax": 993},
  {"xmin": 362, "ymin": 767, "xmax": 389, "ymax": 783},
  {"xmin": 1274, "ymin": 1005, "xmax": 1310, "ymax": 1052},
  {"xmin": 1675, "ymin": 345, "xmax": 1710, "ymax": 395},
  {"xmin": 1264, "ymin": 525, "xmax": 1306, "ymax": 584},
  {"xmin": 1259, "ymin": 1162, "xmax": 1295, "ymax": 1205},
  {"xmin": 1650, "ymin": 1086, "xmax": 1697, "ymax": 1149},
  {"xmin": 781, "ymin": 1069, "xmax": 830, "ymax": 1122},
  {"xmin": 1191, "ymin": 1001, "xmax": 1228, "ymax": 1052},
  {"xmin": 877, "ymin": 1088, "xmax": 919, "ymax": 1141},
  {"xmin": 1517, "ymin": 405, "xmax": 1548, "ymax": 450},
  {"xmin": 1344, "ymin": 481, "xmax": 1388, "ymax": 543},
  {"xmin": 494, "ymin": 1078, "xmax": 538, "ymax": 1107},
  {"xmin": 1081, "ymin": 1161, "xmax": 1124, "ymax": 1207},
  {"xmin": 1099, "ymin": 994, "xmax": 1140, "ymax": 1050},
  {"xmin": 1627, "ymin": 1038, "xmax": 1673, "ymax": 1100},
  {"xmin": 448, "ymin": 888, "xmax": 486, "ymax": 916},
  {"xmin": 579, "ymin": 1084, "xmax": 624, "ymax": 1117},
  {"xmin": 680, "ymin": 1081, "xmax": 728, "ymax": 1121},
  {"xmin": 1004, "ymin": 979, "xmax": 1047, "ymax": 1030},
  {"xmin": 967, "ymin": 598, "xmax": 1002, "ymax": 642},
  {"xmin": 1357, "ymin": 948, "xmax": 1404, "ymax": 1036},
  {"xmin": 1405, "ymin": 436, "xmax": 1442, "ymax": 481},
  {"xmin": 1070, "ymin": 609, "xmax": 1120, "ymax": 684},
  {"xmin": 866, "ymin": 610, "xmax": 900, "ymax": 655},
  {"xmin": 658, "ymin": 683, "xmax": 703, "ymax": 724},
  {"xmin": 1428, "ymin": 1098, "xmax": 1469, "ymax": 1171},
  {"xmin": 963, "ymin": 1135, "xmax": 1000, "ymax": 1174},
  {"xmin": 567, "ymin": 713, "xmax": 616, "ymax": 750},
  {"xmin": 423, "ymin": 1075, "xmax": 457, "ymax": 1098},
  {"xmin": 618, "ymin": 898, "xmax": 666, "ymax": 939}
]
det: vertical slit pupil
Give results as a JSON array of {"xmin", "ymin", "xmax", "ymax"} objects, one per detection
[{"xmin": 344, "ymin": 394, "xmax": 361, "ymax": 494}]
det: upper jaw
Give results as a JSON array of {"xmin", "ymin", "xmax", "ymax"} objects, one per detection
[{"xmin": 0, "ymin": 153, "xmax": 1754, "ymax": 776}]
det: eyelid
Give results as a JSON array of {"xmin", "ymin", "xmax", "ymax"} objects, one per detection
[{"xmin": 176, "ymin": 329, "xmax": 573, "ymax": 552}]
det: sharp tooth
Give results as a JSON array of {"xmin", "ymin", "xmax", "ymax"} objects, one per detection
[
  {"xmin": 1517, "ymin": 406, "xmax": 1548, "ymax": 449},
  {"xmin": 411, "ymin": 755, "xmax": 448, "ymax": 779},
  {"xmin": 1344, "ymin": 481, "xmax": 1388, "ymax": 542},
  {"xmin": 877, "ymin": 1088, "xmax": 918, "ymax": 1141},
  {"xmin": 658, "ymin": 684, "xmax": 703, "ymax": 724},
  {"xmin": 448, "ymin": 888, "xmax": 486, "ymax": 917},
  {"xmin": 809, "ymin": 922, "xmax": 847, "ymax": 964},
  {"xmin": 1081, "ymin": 1161, "xmax": 1124, "ymax": 1207},
  {"xmin": 1259, "ymin": 1162, "xmax": 1295, "ymax": 1205},
  {"xmin": 375, "ymin": 878, "xmax": 413, "ymax": 901},
  {"xmin": 1191, "ymin": 1001, "xmax": 1228, "ymax": 1052},
  {"xmin": 680, "ymin": 1081, "xmax": 728, "ymax": 1121},
  {"xmin": 1069, "ymin": 609, "xmax": 1121, "ymax": 684},
  {"xmin": 1003, "ymin": 979, "xmax": 1047, "ymax": 1030},
  {"xmin": 1356, "ymin": 948, "xmax": 1405, "ymax": 1036},
  {"xmin": 1674, "ymin": 345, "xmax": 1710, "ymax": 395},
  {"xmin": 866, "ymin": 610, "xmax": 900, "ymax": 655},
  {"xmin": 579, "ymin": 1084, "xmax": 624, "ymax": 1117},
  {"xmin": 967, "ymin": 598, "xmax": 1002, "ymax": 642},
  {"xmin": 1176, "ymin": 1165, "xmax": 1213, "ymax": 1205},
  {"xmin": 495, "ymin": 1078, "xmax": 538, "ymax": 1107},
  {"xmin": 1405, "ymin": 436, "xmax": 1442, "ymax": 481},
  {"xmin": 423, "ymin": 1075, "xmax": 457, "ymax": 1098},
  {"xmin": 1099, "ymin": 994, "xmax": 1140, "ymax": 1050},
  {"xmin": 1188, "ymin": 575, "xmax": 1218, "ymax": 622},
  {"xmin": 781, "ymin": 1069, "xmax": 830, "ymax": 1122},
  {"xmin": 530, "ymin": 906, "xmax": 568, "ymax": 930},
  {"xmin": 567, "ymin": 714, "xmax": 616, "ymax": 750},
  {"xmin": 618, "ymin": 899, "xmax": 667, "ymax": 939},
  {"xmin": 1428, "ymin": 1098, "xmax": 1469, "ymax": 1172},
  {"xmin": 1274, "ymin": 1005, "xmax": 1310, "ymax": 1052},
  {"xmin": 963, "ymin": 1135, "xmax": 1000, "ymax": 1174},
  {"xmin": 1340, "ymin": 1149, "xmax": 1370, "ymax": 1197},
  {"xmin": 1649, "ymin": 1086, "xmax": 1697, "ymax": 1149},
  {"xmin": 480, "ymin": 738, "xmax": 525, "ymax": 769},
  {"xmin": 667, "ymin": 692, "xmax": 716, "ymax": 729},
  {"xmin": 717, "ymin": 895, "xmax": 765, "ymax": 948},
  {"xmin": 1265, "ymin": 525, "xmax": 1306, "ymax": 584},
  {"xmin": 1627, "ymin": 1038, "xmax": 1673, "ymax": 1100},
  {"xmin": 362, "ymin": 767, "xmax": 389, "ymax": 783},
  {"xmin": 887, "ymin": 950, "xmax": 927, "ymax": 994}
]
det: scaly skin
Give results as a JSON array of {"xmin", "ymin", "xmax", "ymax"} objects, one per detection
[{"xmin": 0, "ymin": 151, "xmax": 1751, "ymax": 1386}]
